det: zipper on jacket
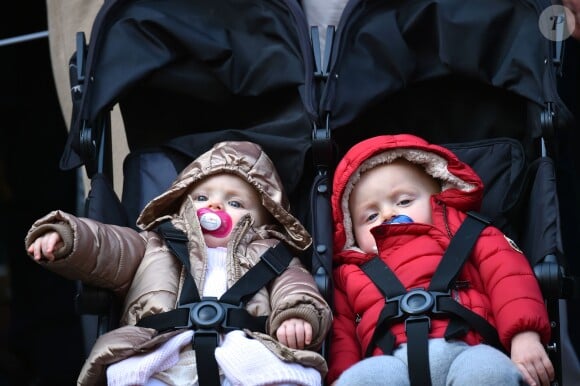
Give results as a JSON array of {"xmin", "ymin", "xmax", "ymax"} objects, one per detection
[{"xmin": 440, "ymin": 202, "xmax": 453, "ymax": 239}]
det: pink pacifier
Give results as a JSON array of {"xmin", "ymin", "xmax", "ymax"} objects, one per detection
[{"xmin": 197, "ymin": 208, "xmax": 232, "ymax": 238}]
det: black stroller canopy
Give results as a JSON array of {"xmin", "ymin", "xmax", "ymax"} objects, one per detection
[
  {"xmin": 61, "ymin": 0, "xmax": 315, "ymax": 196},
  {"xmin": 61, "ymin": 0, "xmax": 571, "ymax": 189},
  {"xmin": 329, "ymin": 0, "xmax": 552, "ymax": 117},
  {"xmin": 325, "ymin": 0, "xmax": 571, "ymax": 147},
  {"xmin": 73, "ymin": 0, "xmax": 311, "ymax": 120}
]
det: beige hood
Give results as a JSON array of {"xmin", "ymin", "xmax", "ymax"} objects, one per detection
[{"xmin": 136, "ymin": 141, "xmax": 311, "ymax": 250}]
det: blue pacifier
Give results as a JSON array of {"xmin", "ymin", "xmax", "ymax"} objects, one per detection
[{"xmin": 385, "ymin": 215, "xmax": 414, "ymax": 224}]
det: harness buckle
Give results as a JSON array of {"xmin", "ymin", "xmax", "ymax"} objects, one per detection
[
  {"xmin": 172, "ymin": 298, "xmax": 227, "ymax": 330},
  {"xmin": 400, "ymin": 289, "xmax": 434, "ymax": 315},
  {"xmin": 387, "ymin": 288, "xmax": 452, "ymax": 320},
  {"xmin": 190, "ymin": 298, "xmax": 226, "ymax": 328},
  {"xmin": 174, "ymin": 298, "xmax": 246, "ymax": 332},
  {"xmin": 431, "ymin": 290, "xmax": 453, "ymax": 314}
]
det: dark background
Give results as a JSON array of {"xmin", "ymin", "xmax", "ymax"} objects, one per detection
[
  {"xmin": 0, "ymin": 1, "xmax": 85, "ymax": 385},
  {"xmin": 557, "ymin": 37, "xmax": 580, "ymax": 363},
  {"xmin": 0, "ymin": 2, "xmax": 579, "ymax": 386}
]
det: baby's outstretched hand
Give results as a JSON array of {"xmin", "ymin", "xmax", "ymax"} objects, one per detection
[
  {"xmin": 511, "ymin": 331, "xmax": 554, "ymax": 386},
  {"xmin": 276, "ymin": 318, "xmax": 312, "ymax": 349},
  {"xmin": 27, "ymin": 231, "xmax": 63, "ymax": 262}
]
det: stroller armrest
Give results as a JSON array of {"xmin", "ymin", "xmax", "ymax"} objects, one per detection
[{"xmin": 533, "ymin": 254, "xmax": 578, "ymax": 299}]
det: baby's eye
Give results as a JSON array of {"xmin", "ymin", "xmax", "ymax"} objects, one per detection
[
  {"xmin": 398, "ymin": 198, "xmax": 412, "ymax": 206},
  {"xmin": 195, "ymin": 195, "xmax": 208, "ymax": 202},
  {"xmin": 228, "ymin": 200, "xmax": 242, "ymax": 208},
  {"xmin": 366, "ymin": 213, "xmax": 378, "ymax": 222}
]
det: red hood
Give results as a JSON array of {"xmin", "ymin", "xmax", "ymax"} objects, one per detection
[{"xmin": 332, "ymin": 134, "xmax": 484, "ymax": 253}]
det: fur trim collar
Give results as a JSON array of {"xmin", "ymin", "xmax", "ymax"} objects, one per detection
[{"xmin": 338, "ymin": 142, "xmax": 478, "ymax": 251}]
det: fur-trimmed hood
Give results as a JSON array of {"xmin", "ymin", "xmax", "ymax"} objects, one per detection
[
  {"xmin": 332, "ymin": 134, "xmax": 484, "ymax": 252},
  {"xmin": 137, "ymin": 141, "xmax": 311, "ymax": 251}
]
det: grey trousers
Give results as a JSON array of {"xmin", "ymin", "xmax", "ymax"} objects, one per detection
[{"xmin": 335, "ymin": 338, "xmax": 525, "ymax": 386}]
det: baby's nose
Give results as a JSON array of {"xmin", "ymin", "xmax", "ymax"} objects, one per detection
[
  {"xmin": 382, "ymin": 209, "xmax": 397, "ymax": 223},
  {"xmin": 208, "ymin": 200, "xmax": 224, "ymax": 210}
]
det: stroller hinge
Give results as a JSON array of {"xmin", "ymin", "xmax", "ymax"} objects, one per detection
[
  {"xmin": 80, "ymin": 114, "xmax": 111, "ymax": 178},
  {"xmin": 540, "ymin": 102, "xmax": 556, "ymax": 141},
  {"xmin": 311, "ymin": 25, "xmax": 335, "ymax": 174},
  {"xmin": 70, "ymin": 32, "xmax": 86, "ymax": 102},
  {"xmin": 312, "ymin": 113, "xmax": 332, "ymax": 173}
]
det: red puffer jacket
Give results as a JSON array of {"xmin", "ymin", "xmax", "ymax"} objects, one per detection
[{"xmin": 327, "ymin": 134, "xmax": 551, "ymax": 384}]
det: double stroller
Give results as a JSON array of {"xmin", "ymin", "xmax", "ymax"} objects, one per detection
[{"xmin": 58, "ymin": 0, "xmax": 577, "ymax": 384}]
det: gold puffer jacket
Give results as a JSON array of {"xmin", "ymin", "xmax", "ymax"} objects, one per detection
[{"xmin": 25, "ymin": 141, "xmax": 332, "ymax": 385}]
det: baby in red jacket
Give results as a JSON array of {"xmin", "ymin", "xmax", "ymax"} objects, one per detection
[{"xmin": 328, "ymin": 134, "xmax": 554, "ymax": 386}]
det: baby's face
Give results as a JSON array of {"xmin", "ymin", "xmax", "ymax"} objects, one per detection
[
  {"xmin": 349, "ymin": 160, "xmax": 440, "ymax": 254},
  {"xmin": 189, "ymin": 174, "xmax": 269, "ymax": 248}
]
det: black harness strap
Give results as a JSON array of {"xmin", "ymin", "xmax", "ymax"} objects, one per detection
[
  {"xmin": 360, "ymin": 256, "xmax": 408, "ymax": 360},
  {"xmin": 137, "ymin": 221, "xmax": 294, "ymax": 386},
  {"xmin": 159, "ymin": 220, "xmax": 199, "ymax": 304},
  {"xmin": 428, "ymin": 211, "xmax": 491, "ymax": 292},
  {"xmin": 220, "ymin": 244, "xmax": 293, "ymax": 305},
  {"xmin": 361, "ymin": 256, "xmax": 407, "ymax": 297},
  {"xmin": 360, "ymin": 212, "xmax": 497, "ymax": 386}
]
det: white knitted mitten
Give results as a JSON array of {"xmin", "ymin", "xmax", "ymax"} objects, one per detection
[{"xmin": 106, "ymin": 330, "xmax": 194, "ymax": 386}]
